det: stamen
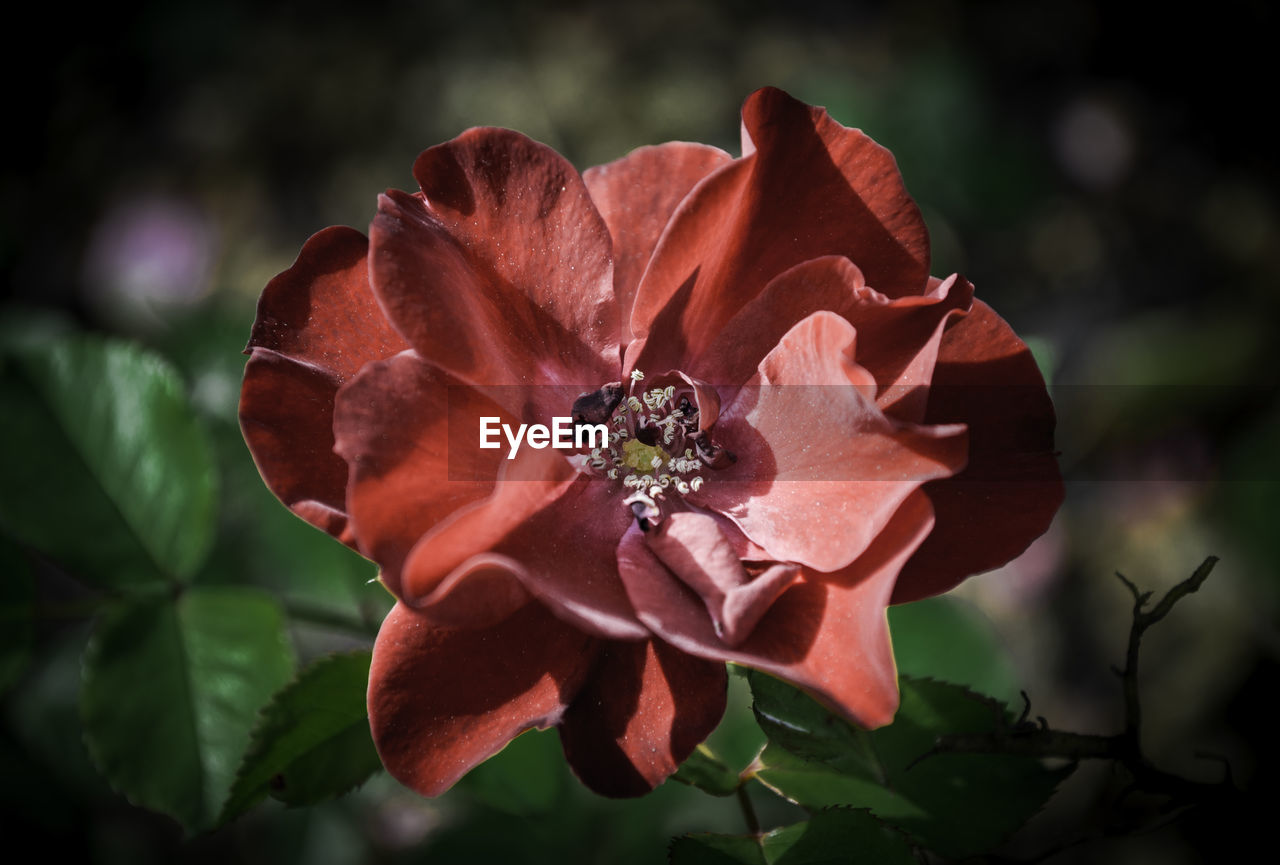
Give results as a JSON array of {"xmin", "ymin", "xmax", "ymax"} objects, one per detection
[{"xmin": 575, "ymin": 369, "xmax": 716, "ymax": 525}]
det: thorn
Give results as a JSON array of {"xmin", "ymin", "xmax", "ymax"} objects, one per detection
[{"xmin": 1115, "ymin": 570, "xmax": 1142, "ymax": 603}]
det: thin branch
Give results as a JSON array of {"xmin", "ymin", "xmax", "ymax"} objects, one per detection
[
  {"xmin": 913, "ymin": 558, "xmax": 1234, "ymax": 812},
  {"xmin": 737, "ymin": 784, "xmax": 761, "ymax": 837}
]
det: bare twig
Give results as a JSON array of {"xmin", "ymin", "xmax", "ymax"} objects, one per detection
[{"xmin": 913, "ymin": 558, "xmax": 1235, "ymax": 816}]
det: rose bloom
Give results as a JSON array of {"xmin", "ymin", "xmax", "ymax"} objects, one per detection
[{"xmin": 240, "ymin": 88, "xmax": 1061, "ymax": 798}]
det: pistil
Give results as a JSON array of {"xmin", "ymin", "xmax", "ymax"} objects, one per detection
[{"xmin": 572, "ymin": 370, "xmax": 734, "ymax": 526}]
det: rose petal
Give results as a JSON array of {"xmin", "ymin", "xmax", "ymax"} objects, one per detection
[
  {"xmin": 627, "ymin": 86, "xmax": 931, "ymax": 373},
  {"xmin": 240, "ymin": 350, "xmax": 356, "ymax": 545},
  {"xmin": 406, "ymin": 553, "xmax": 533, "ymax": 630},
  {"xmin": 683, "ymin": 259, "xmax": 974, "ymax": 422},
  {"xmin": 695, "ymin": 311, "xmax": 966, "ymax": 571},
  {"xmin": 240, "ymin": 226, "xmax": 406, "ymax": 541},
  {"xmin": 558, "ymin": 639, "xmax": 727, "ymax": 797},
  {"xmin": 686, "ymin": 256, "xmax": 870, "ymax": 389},
  {"xmin": 584, "ymin": 142, "xmax": 732, "ymax": 347},
  {"xmin": 368, "ymin": 601, "xmax": 597, "ymax": 797},
  {"xmin": 332, "ymin": 351, "xmax": 528, "ymax": 593},
  {"xmin": 402, "ymin": 476, "xmax": 649, "ymax": 641},
  {"xmin": 893, "ymin": 300, "xmax": 1063, "ymax": 602},
  {"xmin": 617, "ymin": 491, "xmax": 936, "ymax": 728},
  {"xmin": 370, "ymin": 129, "xmax": 619, "ymax": 402},
  {"xmin": 246, "ymin": 225, "xmax": 406, "ymax": 379},
  {"xmin": 644, "ymin": 512, "xmax": 798, "ymax": 646}
]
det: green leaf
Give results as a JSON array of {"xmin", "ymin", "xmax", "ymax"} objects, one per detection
[
  {"xmin": 752, "ymin": 676, "xmax": 1071, "ymax": 858},
  {"xmin": 762, "ymin": 809, "xmax": 915, "ymax": 865},
  {"xmin": 463, "ymin": 727, "xmax": 565, "ymax": 815},
  {"xmin": 673, "ymin": 745, "xmax": 741, "ymax": 797},
  {"xmin": 670, "ymin": 833, "xmax": 767, "ymax": 865},
  {"xmin": 748, "ymin": 670, "xmax": 871, "ymax": 765},
  {"xmin": 670, "ymin": 810, "xmax": 913, "ymax": 865},
  {"xmin": 888, "ymin": 596, "xmax": 1021, "ymax": 704},
  {"xmin": 81, "ymin": 587, "xmax": 294, "ymax": 831},
  {"xmin": 220, "ymin": 651, "xmax": 381, "ymax": 821},
  {"xmin": 0, "ymin": 336, "xmax": 216, "ymax": 587},
  {"xmin": 0, "ymin": 536, "xmax": 34, "ymax": 693}
]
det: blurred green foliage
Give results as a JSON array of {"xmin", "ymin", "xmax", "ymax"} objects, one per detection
[{"xmin": 1, "ymin": 0, "xmax": 1275, "ymax": 862}]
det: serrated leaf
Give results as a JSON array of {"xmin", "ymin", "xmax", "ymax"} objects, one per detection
[
  {"xmin": 762, "ymin": 808, "xmax": 915, "ymax": 864},
  {"xmin": 673, "ymin": 744, "xmax": 741, "ymax": 797},
  {"xmin": 81, "ymin": 587, "xmax": 294, "ymax": 831},
  {"xmin": 670, "ymin": 810, "xmax": 912, "ymax": 865},
  {"xmin": 752, "ymin": 676, "xmax": 1072, "ymax": 858},
  {"xmin": 220, "ymin": 651, "xmax": 381, "ymax": 821},
  {"xmin": 0, "ymin": 336, "xmax": 216, "ymax": 586},
  {"xmin": 748, "ymin": 670, "xmax": 873, "ymax": 766},
  {"xmin": 0, "ymin": 536, "xmax": 34, "ymax": 693},
  {"xmin": 888, "ymin": 596, "xmax": 1021, "ymax": 704},
  {"xmin": 670, "ymin": 833, "xmax": 767, "ymax": 865}
]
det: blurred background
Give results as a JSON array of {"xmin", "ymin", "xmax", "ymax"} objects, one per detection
[{"xmin": 2, "ymin": 0, "xmax": 1276, "ymax": 862}]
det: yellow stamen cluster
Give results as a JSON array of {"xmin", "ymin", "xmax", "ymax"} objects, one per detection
[{"xmin": 584, "ymin": 373, "xmax": 706, "ymax": 504}]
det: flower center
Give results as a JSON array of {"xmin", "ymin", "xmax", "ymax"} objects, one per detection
[{"xmin": 573, "ymin": 370, "xmax": 734, "ymax": 529}]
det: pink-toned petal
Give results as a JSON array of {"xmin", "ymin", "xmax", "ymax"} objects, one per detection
[
  {"xmin": 688, "ymin": 260, "xmax": 973, "ymax": 421},
  {"xmin": 370, "ymin": 129, "xmax": 619, "ymax": 397},
  {"xmin": 400, "ymin": 476, "xmax": 648, "ymax": 641},
  {"xmin": 618, "ymin": 492, "xmax": 937, "ymax": 728},
  {"xmin": 627, "ymin": 87, "xmax": 930, "ymax": 373},
  {"xmin": 241, "ymin": 350, "xmax": 356, "ymax": 544},
  {"xmin": 332, "ymin": 351, "xmax": 522, "ymax": 594},
  {"xmin": 642, "ymin": 369, "xmax": 722, "ymax": 430},
  {"xmin": 240, "ymin": 226, "xmax": 406, "ymax": 541},
  {"xmin": 695, "ymin": 312, "xmax": 966, "ymax": 571},
  {"xmin": 584, "ymin": 143, "xmax": 732, "ymax": 346},
  {"xmin": 368, "ymin": 601, "xmax": 598, "ymax": 797},
  {"xmin": 558, "ymin": 638, "xmax": 727, "ymax": 797},
  {"xmin": 687, "ymin": 256, "xmax": 871, "ymax": 389},
  {"xmin": 645, "ymin": 512, "xmax": 798, "ymax": 646},
  {"xmin": 894, "ymin": 300, "xmax": 1063, "ymax": 602}
]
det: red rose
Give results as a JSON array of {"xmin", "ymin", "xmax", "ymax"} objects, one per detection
[{"xmin": 240, "ymin": 87, "xmax": 1061, "ymax": 798}]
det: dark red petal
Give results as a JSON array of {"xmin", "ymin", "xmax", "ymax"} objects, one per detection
[
  {"xmin": 893, "ymin": 300, "xmax": 1063, "ymax": 602},
  {"xmin": 627, "ymin": 87, "xmax": 931, "ymax": 373},
  {"xmin": 407, "ymin": 478, "xmax": 649, "ymax": 641},
  {"xmin": 332, "ymin": 351, "xmax": 523, "ymax": 595},
  {"xmin": 241, "ymin": 350, "xmax": 356, "ymax": 544},
  {"xmin": 695, "ymin": 312, "xmax": 966, "ymax": 571},
  {"xmin": 370, "ymin": 129, "xmax": 619, "ymax": 397},
  {"xmin": 404, "ymin": 554, "xmax": 533, "ymax": 630},
  {"xmin": 686, "ymin": 256, "xmax": 870, "ymax": 389},
  {"xmin": 584, "ymin": 143, "xmax": 732, "ymax": 347},
  {"xmin": 558, "ymin": 639, "xmax": 727, "ymax": 797},
  {"xmin": 618, "ymin": 492, "xmax": 936, "ymax": 729},
  {"xmin": 246, "ymin": 226, "xmax": 406, "ymax": 378},
  {"xmin": 240, "ymin": 226, "xmax": 406, "ymax": 541},
  {"xmin": 368, "ymin": 601, "xmax": 597, "ymax": 797}
]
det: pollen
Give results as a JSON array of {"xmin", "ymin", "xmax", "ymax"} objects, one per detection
[
  {"xmin": 621, "ymin": 438, "xmax": 669, "ymax": 474},
  {"xmin": 576, "ymin": 370, "xmax": 715, "ymax": 525}
]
